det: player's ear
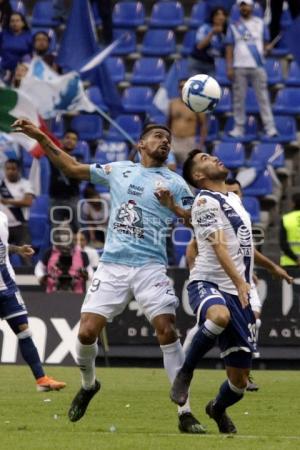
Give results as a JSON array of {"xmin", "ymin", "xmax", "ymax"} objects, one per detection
[{"xmin": 137, "ymin": 140, "xmax": 144, "ymax": 152}]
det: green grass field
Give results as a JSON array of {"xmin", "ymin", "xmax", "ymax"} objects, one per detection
[{"xmin": 0, "ymin": 366, "xmax": 299, "ymax": 450}]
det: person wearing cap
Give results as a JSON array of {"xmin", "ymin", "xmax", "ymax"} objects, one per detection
[
  {"xmin": 12, "ymin": 118, "xmax": 205, "ymax": 434},
  {"xmin": 225, "ymin": 0, "xmax": 278, "ymax": 138}
]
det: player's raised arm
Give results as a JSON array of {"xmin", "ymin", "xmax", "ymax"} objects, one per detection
[{"xmin": 11, "ymin": 119, "xmax": 90, "ymax": 180}]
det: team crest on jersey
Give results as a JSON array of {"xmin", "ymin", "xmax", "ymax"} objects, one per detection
[
  {"xmin": 102, "ymin": 164, "xmax": 112, "ymax": 174},
  {"xmin": 114, "ymin": 200, "xmax": 144, "ymax": 238},
  {"xmin": 197, "ymin": 197, "xmax": 207, "ymax": 207}
]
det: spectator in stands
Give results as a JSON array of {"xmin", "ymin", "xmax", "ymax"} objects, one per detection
[
  {"xmin": 52, "ymin": 0, "xmax": 69, "ymax": 24},
  {"xmin": 49, "ymin": 130, "xmax": 80, "ymax": 231},
  {"xmin": 0, "ymin": 12, "xmax": 32, "ymax": 81},
  {"xmin": 0, "ymin": 0, "xmax": 12, "ymax": 30},
  {"xmin": 280, "ymin": 193, "xmax": 300, "ymax": 267},
  {"xmin": 76, "ymin": 231, "xmax": 100, "ymax": 271},
  {"xmin": 34, "ymin": 227, "xmax": 93, "ymax": 293},
  {"xmin": 80, "ymin": 183, "xmax": 108, "ymax": 247},
  {"xmin": 189, "ymin": 7, "xmax": 228, "ymax": 77},
  {"xmin": 168, "ymin": 79, "xmax": 207, "ymax": 165},
  {"xmin": 32, "ymin": 31, "xmax": 59, "ymax": 72},
  {"xmin": 10, "ymin": 61, "xmax": 28, "ymax": 88},
  {"xmin": 0, "ymin": 159, "xmax": 34, "ymax": 257},
  {"xmin": 225, "ymin": 0, "xmax": 277, "ymax": 138}
]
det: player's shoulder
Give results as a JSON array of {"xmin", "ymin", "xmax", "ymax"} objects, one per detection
[
  {"xmin": 195, "ymin": 189, "xmax": 223, "ymax": 206},
  {"xmin": 91, "ymin": 160, "xmax": 136, "ymax": 173}
]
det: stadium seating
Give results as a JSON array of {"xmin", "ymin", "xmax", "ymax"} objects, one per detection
[
  {"xmin": 243, "ymin": 169, "xmax": 273, "ymax": 197},
  {"xmin": 90, "ymin": 0, "xmax": 102, "ymax": 26},
  {"xmin": 31, "ymin": 1, "xmax": 59, "ymax": 27},
  {"xmin": 131, "ymin": 57, "xmax": 166, "ymax": 85},
  {"xmin": 72, "ymin": 141, "xmax": 91, "ymax": 164},
  {"xmin": 242, "ymin": 196, "xmax": 261, "ymax": 223},
  {"xmin": 270, "ymin": 33, "xmax": 290, "ymax": 57},
  {"xmin": 106, "ymin": 57, "xmax": 125, "ymax": 83},
  {"xmin": 189, "ymin": 1, "xmax": 207, "ymax": 28},
  {"xmin": 142, "ymin": 29, "xmax": 176, "ymax": 56},
  {"xmin": 147, "ymin": 110, "xmax": 167, "ymax": 125},
  {"xmin": 206, "ymin": 115, "xmax": 219, "ymax": 142},
  {"xmin": 112, "ymin": 1, "xmax": 145, "ymax": 28},
  {"xmin": 273, "ymin": 88, "xmax": 300, "ymax": 115},
  {"xmin": 149, "ymin": 1, "xmax": 184, "ymax": 28},
  {"xmin": 286, "ymin": 61, "xmax": 300, "ymax": 87},
  {"xmin": 9, "ymin": 253, "xmax": 23, "ymax": 267},
  {"xmin": 265, "ymin": 58, "xmax": 284, "ymax": 86},
  {"xmin": 122, "ymin": 86, "xmax": 154, "ymax": 113},
  {"xmin": 28, "ymin": 195, "xmax": 50, "ymax": 249},
  {"xmin": 94, "ymin": 140, "xmax": 128, "ymax": 164},
  {"xmin": 215, "ymin": 58, "xmax": 230, "ymax": 87},
  {"xmin": 181, "ymin": 30, "xmax": 196, "ymax": 56},
  {"xmin": 112, "ymin": 30, "xmax": 137, "ymax": 55},
  {"xmin": 10, "ymin": 0, "xmax": 26, "ymax": 15},
  {"xmin": 176, "ymin": 58, "xmax": 189, "ymax": 80},
  {"xmin": 223, "ymin": 116, "xmax": 258, "ymax": 143},
  {"xmin": 106, "ymin": 114, "xmax": 142, "ymax": 141},
  {"xmin": 39, "ymin": 157, "xmax": 51, "ymax": 195},
  {"xmin": 70, "ymin": 115, "xmax": 103, "ymax": 141},
  {"xmin": 173, "ymin": 225, "xmax": 194, "ymax": 266},
  {"xmin": 261, "ymin": 115, "xmax": 297, "ymax": 143},
  {"xmin": 87, "ymin": 86, "xmax": 109, "ymax": 112},
  {"xmin": 213, "ymin": 142, "xmax": 246, "ymax": 169},
  {"xmin": 245, "ymin": 88, "xmax": 260, "ymax": 114},
  {"xmin": 214, "ymin": 88, "xmax": 232, "ymax": 114},
  {"xmin": 248, "ymin": 143, "xmax": 285, "ymax": 169}
]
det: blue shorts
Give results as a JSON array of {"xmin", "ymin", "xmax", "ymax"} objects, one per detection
[
  {"xmin": 0, "ymin": 288, "xmax": 28, "ymax": 320},
  {"xmin": 187, "ymin": 280, "xmax": 257, "ymax": 368}
]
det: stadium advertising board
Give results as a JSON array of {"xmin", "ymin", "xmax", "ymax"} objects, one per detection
[{"xmin": 0, "ymin": 269, "xmax": 299, "ymax": 365}]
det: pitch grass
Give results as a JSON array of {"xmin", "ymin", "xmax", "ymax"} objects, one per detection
[{"xmin": 0, "ymin": 367, "xmax": 299, "ymax": 450}]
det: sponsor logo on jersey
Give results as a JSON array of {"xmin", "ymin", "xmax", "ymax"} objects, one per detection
[
  {"xmin": 196, "ymin": 208, "xmax": 218, "ymax": 226},
  {"xmin": 123, "ymin": 170, "xmax": 131, "ymax": 178},
  {"xmin": 182, "ymin": 196, "xmax": 194, "ymax": 206},
  {"xmin": 197, "ymin": 197, "xmax": 207, "ymax": 207},
  {"xmin": 127, "ymin": 184, "xmax": 144, "ymax": 196},
  {"xmin": 102, "ymin": 164, "xmax": 112, "ymax": 174}
]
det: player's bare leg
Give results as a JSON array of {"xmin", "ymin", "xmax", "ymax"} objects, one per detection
[
  {"xmin": 206, "ymin": 366, "xmax": 249, "ymax": 434},
  {"xmin": 68, "ymin": 313, "xmax": 106, "ymax": 422},
  {"xmin": 153, "ymin": 314, "xmax": 206, "ymax": 434}
]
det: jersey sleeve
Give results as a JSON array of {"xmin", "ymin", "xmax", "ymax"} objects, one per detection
[
  {"xmin": 89, "ymin": 163, "xmax": 112, "ymax": 187},
  {"xmin": 192, "ymin": 195, "xmax": 224, "ymax": 239},
  {"xmin": 173, "ymin": 181, "xmax": 194, "ymax": 210}
]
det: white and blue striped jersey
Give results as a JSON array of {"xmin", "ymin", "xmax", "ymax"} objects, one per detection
[
  {"xmin": 0, "ymin": 211, "xmax": 17, "ymax": 292},
  {"xmin": 190, "ymin": 190, "xmax": 254, "ymax": 295}
]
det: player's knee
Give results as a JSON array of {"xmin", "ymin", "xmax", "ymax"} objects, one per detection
[
  {"xmin": 207, "ymin": 306, "xmax": 230, "ymax": 328},
  {"xmin": 78, "ymin": 324, "xmax": 99, "ymax": 344},
  {"xmin": 229, "ymin": 371, "xmax": 248, "ymax": 389},
  {"xmin": 155, "ymin": 323, "xmax": 177, "ymax": 344}
]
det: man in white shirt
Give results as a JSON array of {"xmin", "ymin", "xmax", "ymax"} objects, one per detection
[
  {"xmin": 226, "ymin": 0, "xmax": 278, "ymax": 138},
  {"xmin": 0, "ymin": 159, "xmax": 34, "ymax": 248}
]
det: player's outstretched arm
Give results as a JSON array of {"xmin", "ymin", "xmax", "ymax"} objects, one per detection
[
  {"xmin": 9, "ymin": 244, "xmax": 35, "ymax": 257},
  {"xmin": 11, "ymin": 119, "xmax": 90, "ymax": 180},
  {"xmin": 254, "ymin": 249, "xmax": 293, "ymax": 284},
  {"xmin": 209, "ymin": 229, "xmax": 250, "ymax": 308}
]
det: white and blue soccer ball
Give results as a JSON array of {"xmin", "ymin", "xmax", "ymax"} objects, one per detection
[{"xmin": 182, "ymin": 74, "xmax": 222, "ymax": 113}]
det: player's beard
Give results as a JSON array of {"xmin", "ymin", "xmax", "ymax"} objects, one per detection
[
  {"xmin": 152, "ymin": 147, "xmax": 169, "ymax": 163},
  {"xmin": 208, "ymin": 166, "xmax": 229, "ymax": 181}
]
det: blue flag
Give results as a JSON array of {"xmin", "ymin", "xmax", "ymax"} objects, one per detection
[{"xmin": 57, "ymin": 0, "xmax": 123, "ymax": 116}]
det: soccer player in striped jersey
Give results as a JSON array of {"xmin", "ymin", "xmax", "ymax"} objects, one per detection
[{"xmin": 0, "ymin": 211, "xmax": 66, "ymax": 391}]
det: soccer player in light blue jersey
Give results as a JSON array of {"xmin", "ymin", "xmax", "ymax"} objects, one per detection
[{"xmin": 13, "ymin": 119, "xmax": 204, "ymax": 433}]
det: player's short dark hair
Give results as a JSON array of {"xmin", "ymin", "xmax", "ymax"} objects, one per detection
[
  {"xmin": 5, "ymin": 158, "xmax": 20, "ymax": 168},
  {"xmin": 64, "ymin": 129, "xmax": 79, "ymax": 138},
  {"xmin": 292, "ymin": 192, "xmax": 300, "ymax": 209},
  {"xmin": 182, "ymin": 149, "xmax": 202, "ymax": 188},
  {"xmin": 225, "ymin": 178, "xmax": 242, "ymax": 189},
  {"xmin": 140, "ymin": 123, "xmax": 171, "ymax": 140}
]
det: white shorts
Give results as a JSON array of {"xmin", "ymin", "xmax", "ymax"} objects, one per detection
[
  {"xmin": 81, "ymin": 262, "xmax": 179, "ymax": 322},
  {"xmin": 249, "ymin": 285, "xmax": 261, "ymax": 313}
]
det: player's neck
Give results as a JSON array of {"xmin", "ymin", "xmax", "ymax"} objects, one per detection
[
  {"xmin": 202, "ymin": 180, "xmax": 227, "ymax": 194},
  {"xmin": 140, "ymin": 156, "xmax": 164, "ymax": 168}
]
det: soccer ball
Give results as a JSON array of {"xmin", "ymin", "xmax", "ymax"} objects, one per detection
[{"xmin": 182, "ymin": 74, "xmax": 222, "ymax": 113}]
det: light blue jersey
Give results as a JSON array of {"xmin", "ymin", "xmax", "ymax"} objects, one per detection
[{"xmin": 90, "ymin": 161, "xmax": 194, "ymax": 266}]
